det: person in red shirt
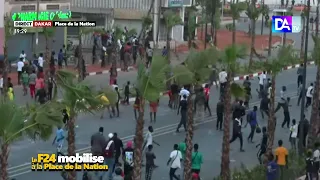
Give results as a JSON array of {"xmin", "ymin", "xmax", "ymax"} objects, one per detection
[
  {"xmin": 149, "ymin": 99, "xmax": 159, "ymax": 123},
  {"xmin": 133, "ymin": 93, "xmax": 140, "ymax": 120},
  {"xmin": 204, "ymin": 84, "xmax": 212, "ymax": 116}
]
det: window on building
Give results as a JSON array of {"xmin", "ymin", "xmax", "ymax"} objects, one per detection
[
  {"xmin": 21, "ymin": 5, "xmax": 36, "ymax": 11},
  {"xmin": 46, "ymin": 4, "xmax": 60, "ymax": 10}
]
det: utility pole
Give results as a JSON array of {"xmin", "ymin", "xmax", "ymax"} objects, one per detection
[
  {"xmin": 298, "ymin": 0, "xmax": 310, "ymax": 155},
  {"xmin": 35, "ymin": 0, "xmax": 40, "ymax": 54}
]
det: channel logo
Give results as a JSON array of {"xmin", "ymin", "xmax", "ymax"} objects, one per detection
[{"xmin": 272, "ymin": 16, "xmax": 301, "ymax": 33}]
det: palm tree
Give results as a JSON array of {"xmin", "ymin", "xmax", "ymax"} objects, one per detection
[
  {"xmin": 246, "ymin": 0, "xmax": 261, "ymax": 68},
  {"xmin": 267, "ymin": 21, "xmax": 273, "ymax": 57},
  {"xmin": 0, "ymin": 99, "xmax": 63, "ymax": 180},
  {"xmin": 228, "ymin": 1, "xmax": 247, "ymax": 44},
  {"xmin": 2, "ymin": 16, "xmax": 15, "ymax": 96},
  {"xmin": 307, "ymin": 35, "xmax": 320, "ymax": 148},
  {"xmin": 300, "ymin": 9, "xmax": 307, "ymax": 59},
  {"xmin": 138, "ymin": 0, "xmax": 155, "ymax": 42},
  {"xmin": 218, "ymin": 45, "xmax": 246, "ymax": 180},
  {"xmin": 132, "ymin": 56, "xmax": 170, "ymax": 180},
  {"xmin": 172, "ymin": 48, "xmax": 219, "ymax": 180},
  {"xmin": 54, "ymin": 69, "xmax": 103, "ymax": 180},
  {"xmin": 163, "ymin": 10, "xmax": 183, "ymax": 62},
  {"xmin": 186, "ymin": 6, "xmax": 199, "ymax": 49},
  {"xmin": 265, "ymin": 46, "xmax": 292, "ymax": 157},
  {"xmin": 316, "ymin": 1, "xmax": 319, "ymax": 36}
]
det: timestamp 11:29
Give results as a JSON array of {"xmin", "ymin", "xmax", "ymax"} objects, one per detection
[{"xmin": 14, "ymin": 28, "xmax": 27, "ymax": 34}]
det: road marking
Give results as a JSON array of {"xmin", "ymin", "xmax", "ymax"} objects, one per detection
[{"xmin": 8, "ymin": 92, "xmax": 299, "ymax": 177}]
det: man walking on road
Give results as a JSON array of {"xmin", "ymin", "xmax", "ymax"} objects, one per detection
[
  {"xmin": 306, "ymin": 83, "xmax": 314, "ymax": 110},
  {"xmin": 256, "ymin": 126, "xmax": 267, "ymax": 164},
  {"xmin": 297, "ymin": 63, "xmax": 304, "ymax": 88},
  {"xmin": 176, "ymin": 94, "xmax": 188, "ymax": 133},
  {"xmin": 17, "ymin": 58, "xmax": 24, "ymax": 85},
  {"xmin": 143, "ymin": 126, "xmax": 160, "ymax": 167},
  {"xmin": 145, "ymin": 145, "xmax": 156, "ymax": 180},
  {"xmin": 191, "ymin": 144, "xmax": 203, "ymax": 178},
  {"xmin": 275, "ymin": 97, "xmax": 291, "ymax": 128},
  {"xmin": 246, "ymin": 106, "xmax": 258, "ymax": 143},
  {"xmin": 113, "ymin": 133, "xmax": 124, "ymax": 170},
  {"xmin": 275, "ymin": 140, "xmax": 289, "ymax": 180},
  {"xmin": 167, "ymin": 144, "xmax": 182, "ymax": 180},
  {"xmin": 230, "ymin": 115, "xmax": 245, "ymax": 152},
  {"xmin": 216, "ymin": 99, "xmax": 224, "ymax": 131},
  {"xmin": 104, "ymin": 133, "xmax": 116, "ymax": 180},
  {"xmin": 218, "ymin": 69, "xmax": 227, "ymax": 96},
  {"xmin": 52, "ymin": 126, "xmax": 65, "ymax": 156},
  {"xmin": 91, "ymin": 127, "xmax": 106, "ymax": 180},
  {"xmin": 258, "ymin": 71, "xmax": 267, "ymax": 98}
]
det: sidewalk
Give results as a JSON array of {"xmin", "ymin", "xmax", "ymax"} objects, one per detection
[{"xmin": 176, "ymin": 28, "xmax": 294, "ymax": 53}]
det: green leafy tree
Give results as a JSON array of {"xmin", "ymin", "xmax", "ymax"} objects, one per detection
[
  {"xmin": 172, "ymin": 48, "xmax": 219, "ymax": 180},
  {"xmin": 54, "ymin": 69, "xmax": 104, "ymax": 180},
  {"xmin": 186, "ymin": 7, "xmax": 199, "ymax": 49},
  {"xmin": 132, "ymin": 56, "xmax": 170, "ymax": 180},
  {"xmin": 0, "ymin": 100, "xmax": 62, "ymax": 180},
  {"xmin": 163, "ymin": 10, "xmax": 183, "ymax": 62},
  {"xmin": 218, "ymin": 45, "xmax": 246, "ymax": 180},
  {"xmin": 246, "ymin": 0, "xmax": 261, "ymax": 68}
]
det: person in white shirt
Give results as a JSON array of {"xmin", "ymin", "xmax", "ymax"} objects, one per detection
[
  {"xmin": 38, "ymin": 53, "xmax": 44, "ymax": 69},
  {"xmin": 167, "ymin": 144, "xmax": 182, "ymax": 180},
  {"xmin": 258, "ymin": 71, "xmax": 267, "ymax": 96},
  {"xmin": 218, "ymin": 69, "xmax": 228, "ymax": 94},
  {"xmin": 179, "ymin": 87, "xmax": 190, "ymax": 100},
  {"xmin": 0, "ymin": 77, "xmax": 3, "ymax": 93},
  {"xmin": 313, "ymin": 142, "xmax": 320, "ymax": 171},
  {"xmin": 289, "ymin": 119, "xmax": 298, "ymax": 149},
  {"xmin": 19, "ymin": 50, "xmax": 26, "ymax": 62},
  {"xmin": 17, "ymin": 58, "xmax": 24, "ymax": 85},
  {"xmin": 143, "ymin": 126, "xmax": 160, "ymax": 167},
  {"xmin": 306, "ymin": 83, "xmax": 314, "ymax": 109}
]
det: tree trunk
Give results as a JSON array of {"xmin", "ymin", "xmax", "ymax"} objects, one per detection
[
  {"xmin": 132, "ymin": 99, "xmax": 145, "ymax": 180},
  {"xmin": 249, "ymin": 19, "xmax": 256, "ymax": 68},
  {"xmin": 183, "ymin": 95, "xmax": 194, "ymax": 180},
  {"xmin": 166, "ymin": 27, "xmax": 171, "ymax": 63},
  {"xmin": 2, "ymin": 45, "xmax": 8, "ymax": 97},
  {"xmin": 307, "ymin": 66, "xmax": 320, "ymax": 148},
  {"xmin": 300, "ymin": 16, "xmax": 305, "ymax": 59},
  {"xmin": 266, "ymin": 75, "xmax": 276, "ymax": 157},
  {"xmin": 316, "ymin": 4, "xmax": 319, "ymax": 36},
  {"xmin": 204, "ymin": 23, "xmax": 208, "ymax": 49},
  {"xmin": 283, "ymin": 33, "xmax": 287, "ymax": 46},
  {"xmin": 232, "ymin": 19, "xmax": 236, "ymax": 44},
  {"xmin": 220, "ymin": 75, "xmax": 232, "ymax": 180},
  {"xmin": 67, "ymin": 116, "xmax": 76, "ymax": 180},
  {"xmin": 45, "ymin": 35, "xmax": 50, "ymax": 65},
  {"xmin": 138, "ymin": 0, "xmax": 155, "ymax": 41},
  {"xmin": 268, "ymin": 25, "xmax": 272, "ymax": 56},
  {"xmin": 78, "ymin": 35, "xmax": 84, "ymax": 82},
  {"xmin": 0, "ymin": 143, "xmax": 9, "ymax": 180}
]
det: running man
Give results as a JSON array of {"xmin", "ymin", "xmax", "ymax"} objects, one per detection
[{"xmin": 52, "ymin": 126, "xmax": 65, "ymax": 156}]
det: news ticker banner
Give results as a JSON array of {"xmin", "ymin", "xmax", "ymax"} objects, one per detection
[
  {"xmin": 14, "ymin": 21, "xmax": 96, "ymax": 28},
  {"xmin": 31, "ymin": 153, "xmax": 108, "ymax": 171}
]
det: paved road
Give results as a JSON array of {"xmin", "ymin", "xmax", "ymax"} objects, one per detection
[{"xmin": 7, "ymin": 64, "xmax": 317, "ymax": 179}]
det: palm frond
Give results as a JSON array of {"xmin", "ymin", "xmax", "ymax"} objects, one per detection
[
  {"xmin": 136, "ymin": 56, "xmax": 170, "ymax": 102},
  {"xmin": 231, "ymin": 83, "xmax": 246, "ymax": 98},
  {"xmin": 0, "ymin": 100, "xmax": 25, "ymax": 143}
]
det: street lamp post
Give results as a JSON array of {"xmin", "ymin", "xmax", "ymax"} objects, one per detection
[{"xmin": 298, "ymin": 0, "xmax": 310, "ymax": 155}]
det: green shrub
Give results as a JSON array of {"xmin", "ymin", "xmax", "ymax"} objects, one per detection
[{"xmin": 213, "ymin": 151, "xmax": 306, "ymax": 180}]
